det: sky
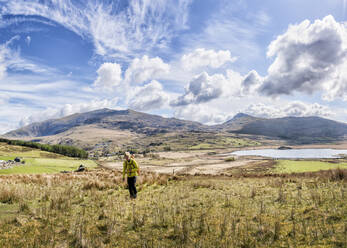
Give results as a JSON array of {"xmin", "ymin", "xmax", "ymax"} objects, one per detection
[{"xmin": 0, "ymin": 0, "xmax": 347, "ymax": 134}]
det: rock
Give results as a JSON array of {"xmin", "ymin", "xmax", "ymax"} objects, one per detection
[
  {"xmin": 75, "ymin": 164, "xmax": 86, "ymax": 172},
  {"xmin": 278, "ymin": 146, "xmax": 293, "ymax": 150}
]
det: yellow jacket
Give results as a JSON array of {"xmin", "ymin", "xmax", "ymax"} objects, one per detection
[{"xmin": 123, "ymin": 158, "xmax": 139, "ymax": 178}]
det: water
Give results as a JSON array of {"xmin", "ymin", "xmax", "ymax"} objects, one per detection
[{"xmin": 230, "ymin": 149, "xmax": 347, "ymax": 159}]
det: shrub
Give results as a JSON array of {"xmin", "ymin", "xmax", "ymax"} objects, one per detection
[
  {"xmin": 0, "ymin": 188, "xmax": 18, "ymax": 204},
  {"xmin": 224, "ymin": 157, "xmax": 235, "ymax": 162},
  {"xmin": 163, "ymin": 146, "xmax": 171, "ymax": 151}
]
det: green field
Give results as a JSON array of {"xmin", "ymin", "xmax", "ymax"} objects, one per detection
[
  {"xmin": 0, "ymin": 157, "xmax": 97, "ymax": 174},
  {"xmin": 0, "ymin": 142, "xmax": 97, "ymax": 174},
  {"xmin": 274, "ymin": 160, "xmax": 347, "ymax": 173}
]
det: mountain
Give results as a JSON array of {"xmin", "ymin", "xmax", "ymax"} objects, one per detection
[
  {"xmin": 5, "ymin": 108, "xmax": 206, "ymax": 137},
  {"xmin": 235, "ymin": 116, "xmax": 347, "ymax": 142},
  {"xmin": 215, "ymin": 112, "xmax": 262, "ymax": 131},
  {"xmin": 3, "ymin": 109, "xmax": 347, "ymax": 149}
]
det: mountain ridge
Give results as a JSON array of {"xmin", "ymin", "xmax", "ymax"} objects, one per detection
[
  {"xmin": 3, "ymin": 109, "xmax": 347, "ymax": 148},
  {"xmin": 4, "ymin": 108, "xmax": 207, "ymax": 137}
]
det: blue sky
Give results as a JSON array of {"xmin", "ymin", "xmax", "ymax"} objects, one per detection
[{"xmin": 0, "ymin": 0, "xmax": 347, "ymax": 134}]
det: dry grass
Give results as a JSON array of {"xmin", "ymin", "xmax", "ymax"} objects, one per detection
[{"xmin": 0, "ymin": 169, "xmax": 346, "ymax": 247}]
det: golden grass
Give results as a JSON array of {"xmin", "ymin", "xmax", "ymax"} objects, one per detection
[{"xmin": 0, "ymin": 169, "xmax": 346, "ymax": 247}]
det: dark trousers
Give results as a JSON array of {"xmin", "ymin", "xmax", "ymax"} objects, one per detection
[{"xmin": 127, "ymin": 176, "xmax": 137, "ymax": 198}]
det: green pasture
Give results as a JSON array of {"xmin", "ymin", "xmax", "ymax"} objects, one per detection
[
  {"xmin": 274, "ymin": 160, "xmax": 347, "ymax": 173},
  {"xmin": 0, "ymin": 157, "xmax": 97, "ymax": 174},
  {"xmin": 0, "ymin": 142, "xmax": 97, "ymax": 174}
]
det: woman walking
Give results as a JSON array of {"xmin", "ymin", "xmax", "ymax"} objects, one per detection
[{"xmin": 122, "ymin": 152, "xmax": 139, "ymax": 199}]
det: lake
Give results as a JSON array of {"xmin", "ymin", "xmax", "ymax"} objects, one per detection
[{"xmin": 230, "ymin": 149, "xmax": 347, "ymax": 159}]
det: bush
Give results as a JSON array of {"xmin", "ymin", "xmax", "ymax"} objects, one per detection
[
  {"xmin": 224, "ymin": 157, "xmax": 235, "ymax": 162},
  {"xmin": 163, "ymin": 146, "xmax": 171, "ymax": 151},
  {"xmin": 0, "ymin": 188, "xmax": 18, "ymax": 204}
]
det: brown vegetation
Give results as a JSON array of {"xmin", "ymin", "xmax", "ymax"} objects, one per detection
[{"xmin": 0, "ymin": 168, "xmax": 346, "ymax": 247}]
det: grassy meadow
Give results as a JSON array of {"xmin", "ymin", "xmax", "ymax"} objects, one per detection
[
  {"xmin": 0, "ymin": 157, "xmax": 97, "ymax": 174},
  {"xmin": 274, "ymin": 160, "xmax": 347, "ymax": 174},
  {"xmin": 0, "ymin": 170, "xmax": 346, "ymax": 247},
  {"xmin": 0, "ymin": 142, "xmax": 97, "ymax": 174},
  {"xmin": 0, "ymin": 141, "xmax": 346, "ymax": 247}
]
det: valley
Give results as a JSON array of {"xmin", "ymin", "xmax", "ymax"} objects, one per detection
[{"xmin": 0, "ymin": 109, "xmax": 346, "ymax": 247}]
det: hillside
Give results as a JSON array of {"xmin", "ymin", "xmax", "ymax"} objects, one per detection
[
  {"xmin": 5, "ymin": 109, "xmax": 205, "ymax": 137},
  {"xmin": 0, "ymin": 142, "xmax": 96, "ymax": 174},
  {"xmin": 4, "ymin": 109, "xmax": 211, "ymax": 151},
  {"xmin": 214, "ymin": 113, "xmax": 262, "ymax": 131},
  {"xmin": 236, "ymin": 116, "xmax": 347, "ymax": 143},
  {"xmin": 4, "ymin": 109, "xmax": 347, "ymax": 150}
]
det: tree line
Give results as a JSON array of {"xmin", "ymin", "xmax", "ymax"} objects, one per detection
[{"xmin": 0, "ymin": 138, "xmax": 88, "ymax": 158}]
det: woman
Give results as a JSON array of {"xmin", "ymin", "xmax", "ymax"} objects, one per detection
[{"xmin": 122, "ymin": 152, "xmax": 139, "ymax": 199}]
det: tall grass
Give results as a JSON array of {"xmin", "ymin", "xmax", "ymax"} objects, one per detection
[{"xmin": 0, "ymin": 169, "xmax": 346, "ymax": 247}]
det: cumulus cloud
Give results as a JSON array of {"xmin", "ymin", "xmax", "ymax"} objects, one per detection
[
  {"xmin": 93, "ymin": 63, "xmax": 122, "ymax": 89},
  {"xmin": 256, "ymin": 15, "xmax": 347, "ymax": 101},
  {"xmin": 181, "ymin": 48, "xmax": 236, "ymax": 71},
  {"xmin": 129, "ymin": 80, "xmax": 169, "ymax": 111},
  {"xmin": 243, "ymin": 101, "xmax": 333, "ymax": 119},
  {"xmin": 171, "ymin": 70, "xmax": 242, "ymax": 106},
  {"xmin": 174, "ymin": 104, "xmax": 230, "ymax": 125},
  {"xmin": 19, "ymin": 99, "xmax": 118, "ymax": 127},
  {"xmin": 171, "ymin": 72, "xmax": 225, "ymax": 106},
  {"xmin": 125, "ymin": 55, "xmax": 170, "ymax": 84},
  {"xmin": 241, "ymin": 70, "xmax": 263, "ymax": 95}
]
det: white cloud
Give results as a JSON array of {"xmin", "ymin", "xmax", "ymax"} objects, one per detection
[
  {"xmin": 181, "ymin": 48, "xmax": 236, "ymax": 71},
  {"xmin": 171, "ymin": 72, "xmax": 225, "ymax": 106},
  {"xmin": 129, "ymin": 80, "xmax": 169, "ymax": 111},
  {"xmin": 174, "ymin": 104, "xmax": 229, "ymax": 125},
  {"xmin": 241, "ymin": 70, "xmax": 263, "ymax": 95},
  {"xmin": 0, "ymin": 15, "xmax": 57, "ymax": 29},
  {"xmin": 180, "ymin": 2, "xmax": 267, "ymax": 70},
  {"xmin": 254, "ymin": 11, "xmax": 271, "ymax": 27},
  {"xmin": 93, "ymin": 62, "xmax": 122, "ymax": 89},
  {"xmin": 0, "ymin": 61, "xmax": 5, "ymax": 80},
  {"xmin": 171, "ymin": 70, "xmax": 242, "ymax": 106},
  {"xmin": 0, "ymin": 36, "xmax": 20, "ymax": 80},
  {"xmin": 125, "ymin": 55, "xmax": 170, "ymax": 84},
  {"xmin": 0, "ymin": 93, "xmax": 9, "ymax": 105},
  {"xmin": 19, "ymin": 99, "xmax": 118, "ymax": 127},
  {"xmin": 0, "ymin": 36, "xmax": 57, "ymax": 77},
  {"xmin": 243, "ymin": 101, "xmax": 333, "ymax": 119},
  {"xmin": 2, "ymin": 0, "xmax": 192, "ymax": 58},
  {"xmin": 257, "ymin": 15, "xmax": 347, "ymax": 101},
  {"xmin": 0, "ymin": 122, "xmax": 17, "ymax": 135},
  {"xmin": 25, "ymin": 36, "xmax": 31, "ymax": 45}
]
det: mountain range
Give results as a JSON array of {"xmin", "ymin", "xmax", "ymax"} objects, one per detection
[{"xmin": 3, "ymin": 108, "xmax": 347, "ymax": 149}]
